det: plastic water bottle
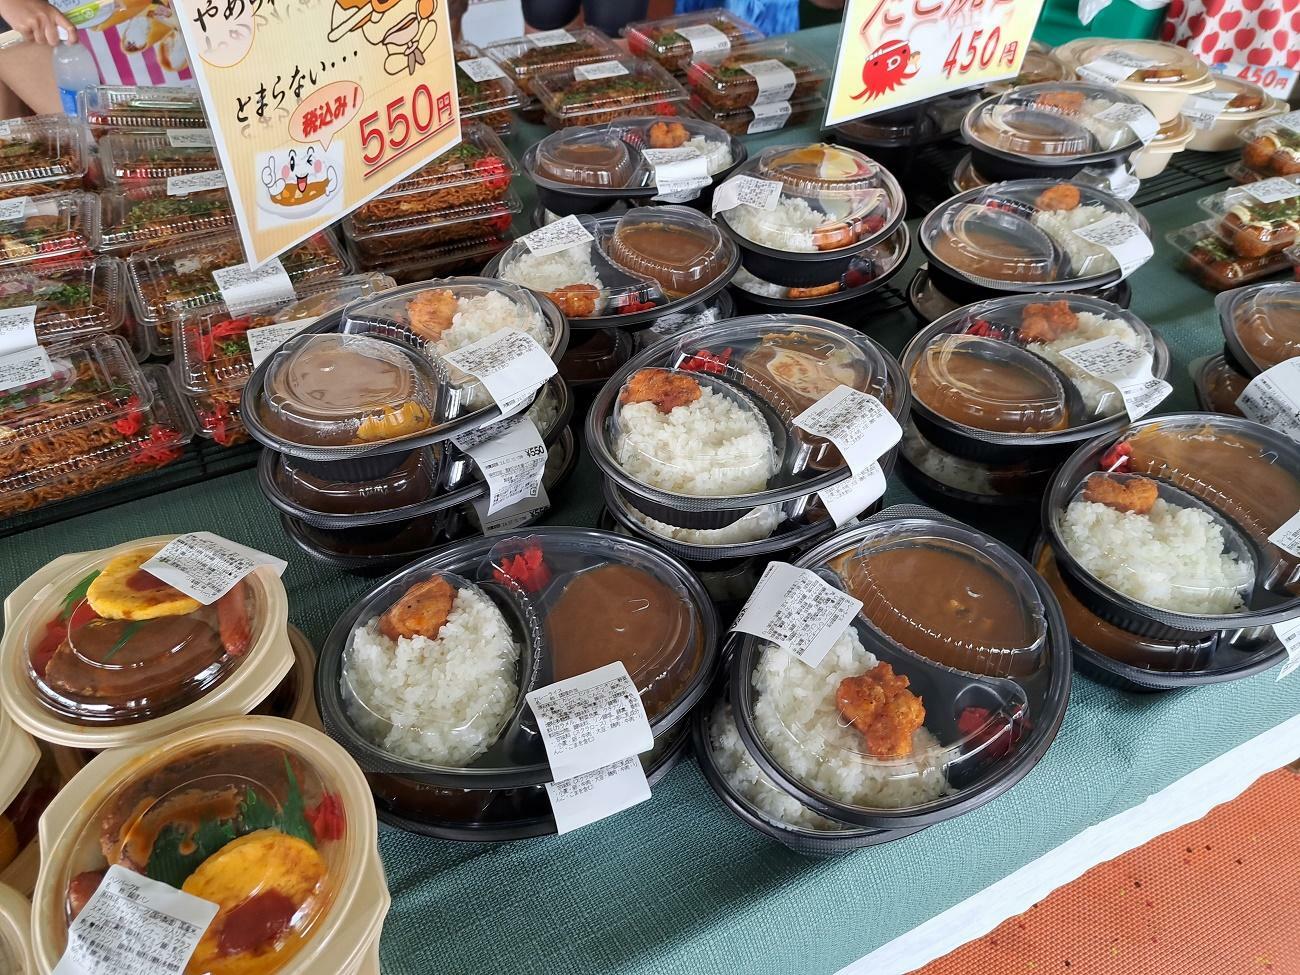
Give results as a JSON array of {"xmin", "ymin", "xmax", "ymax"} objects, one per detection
[{"xmin": 53, "ymin": 39, "xmax": 99, "ymax": 117}]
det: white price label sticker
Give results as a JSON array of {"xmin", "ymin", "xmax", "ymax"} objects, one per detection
[
  {"xmin": 527, "ymin": 661, "xmax": 653, "ymax": 781},
  {"xmin": 0, "ymin": 304, "xmax": 37, "ymax": 356},
  {"xmin": 0, "ymin": 345, "xmax": 51, "ymax": 391},
  {"xmin": 712, "ymin": 174, "xmax": 782, "ymax": 215},
  {"xmin": 141, "ymin": 531, "xmax": 287, "ymax": 605},
  {"xmin": 520, "ymin": 213, "xmax": 594, "ymax": 256},
  {"xmin": 1094, "ymin": 102, "xmax": 1159, "ymax": 144},
  {"xmin": 1271, "ymin": 615, "xmax": 1300, "ymax": 680},
  {"xmin": 676, "ymin": 22, "xmax": 731, "ymax": 56},
  {"xmin": 457, "ymin": 57, "xmax": 506, "ymax": 82},
  {"xmin": 817, "ymin": 460, "xmax": 886, "ymax": 528},
  {"xmin": 748, "ymin": 99, "xmax": 793, "ymax": 133},
  {"xmin": 166, "ymin": 128, "xmax": 213, "ymax": 147},
  {"xmin": 453, "ymin": 415, "xmax": 547, "ymax": 515},
  {"xmin": 793, "ymin": 386, "xmax": 902, "ymax": 478},
  {"xmin": 1076, "ymin": 51, "xmax": 1160, "ymax": 85},
  {"xmin": 52, "ymin": 865, "xmax": 219, "ymax": 975},
  {"xmin": 1059, "ymin": 337, "xmax": 1171, "ymax": 420},
  {"xmin": 546, "ymin": 754, "xmax": 651, "ymax": 835},
  {"xmin": 167, "ymin": 170, "xmax": 227, "ymax": 196},
  {"xmin": 573, "ymin": 60, "xmax": 629, "ymax": 81},
  {"xmin": 1270, "ymin": 510, "xmax": 1300, "ymax": 558},
  {"xmin": 1269, "ymin": 109, "xmax": 1300, "ymax": 135},
  {"xmin": 1237, "ymin": 358, "xmax": 1300, "ymax": 442},
  {"xmin": 1182, "ymin": 89, "xmax": 1236, "ymax": 130},
  {"xmin": 1243, "ymin": 177, "xmax": 1300, "ymax": 205},
  {"xmin": 246, "ymin": 317, "xmax": 317, "ymax": 368},
  {"xmin": 0, "ymin": 196, "xmax": 28, "ymax": 222},
  {"xmin": 740, "ymin": 58, "xmax": 797, "ymax": 104},
  {"xmin": 0, "ymin": 121, "xmax": 11, "ymax": 139},
  {"xmin": 644, "ymin": 146, "xmax": 711, "ymax": 202},
  {"xmin": 731, "ymin": 561, "xmax": 863, "ymax": 668},
  {"xmin": 442, "ymin": 327, "xmax": 558, "ymax": 415},
  {"xmin": 1070, "ymin": 214, "xmax": 1153, "ymax": 278},
  {"xmin": 211, "ymin": 259, "xmax": 295, "ymax": 315},
  {"xmin": 529, "ymin": 28, "xmax": 575, "ymax": 47},
  {"xmin": 476, "ymin": 482, "xmax": 550, "ymax": 534}
]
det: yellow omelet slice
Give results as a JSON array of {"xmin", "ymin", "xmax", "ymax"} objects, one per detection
[{"xmin": 85, "ymin": 548, "xmax": 203, "ymax": 620}]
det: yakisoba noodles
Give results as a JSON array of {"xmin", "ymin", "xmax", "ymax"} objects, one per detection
[{"xmin": 351, "ymin": 140, "xmax": 514, "ymax": 224}]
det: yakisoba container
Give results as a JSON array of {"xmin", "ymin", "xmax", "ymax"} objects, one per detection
[
  {"xmin": 78, "ymin": 84, "xmax": 207, "ymax": 135},
  {"xmin": 0, "ymin": 191, "xmax": 98, "ymax": 268},
  {"xmin": 0, "ymin": 255, "xmax": 126, "ymax": 343},
  {"xmin": 31, "ymin": 716, "xmax": 388, "ymax": 975},
  {"xmin": 1056, "ymin": 37, "xmax": 1213, "ymax": 124},
  {"xmin": 1217, "ymin": 280, "xmax": 1300, "ymax": 375},
  {"xmin": 0, "ymin": 117, "xmax": 87, "ymax": 191},
  {"xmin": 727, "ymin": 509, "xmax": 1071, "ymax": 830},
  {"xmin": 530, "ymin": 57, "xmax": 692, "ymax": 129},
  {"xmin": 96, "ymin": 181, "xmax": 234, "ymax": 254},
  {"xmin": 0, "ymin": 535, "xmax": 292, "ymax": 749},
  {"xmin": 623, "ymin": 9, "xmax": 765, "ymax": 74}
]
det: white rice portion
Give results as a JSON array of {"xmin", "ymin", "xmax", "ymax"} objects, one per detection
[
  {"xmin": 752, "ymin": 627, "xmax": 951, "ymax": 809},
  {"xmin": 435, "ymin": 289, "xmax": 552, "ymax": 354},
  {"xmin": 901, "ymin": 422, "xmax": 996, "ymax": 496},
  {"xmin": 501, "ymin": 242, "xmax": 604, "ymax": 293},
  {"xmin": 1027, "ymin": 311, "xmax": 1141, "ymax": 415},
  {"xmin": 628, "ymin": 503, "xmax": 782, "ymax": 545},
  {"xmin": 1032, "ymin": 204, "xmax": 1118, "ymax": 275},
  {"xmin": 728, "ymin": 196, "xmax": 850, "ymax": 252},
  {"xmin": 1060, "ymin": 497, "xmax": 1253, "ymax": 614},
  {"xmin": 709, "ymin": 700, "xmax": 844, "ymax": 831},
  {"xmin": 686, "ymin": 135, "xmax": 734, "ymax": 175},
  {"xmin": 344, "ymin": 585, "xmax": 520, "ymax": 767},
  {"xmin": 731, "ymin": 266, "xmax": 786, "ymax": 298},
  {"xmin": 526, "ymin": 381, "xmax": 560, "ymax": 433},
  {"xmin": 615, "ymin": 386, "xmax": 776, "ymax": 495}
]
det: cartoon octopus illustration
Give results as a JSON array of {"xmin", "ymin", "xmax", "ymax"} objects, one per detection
[{"xmin": 852, "ymin": 39, "xmax": 919, "ymax": 101}]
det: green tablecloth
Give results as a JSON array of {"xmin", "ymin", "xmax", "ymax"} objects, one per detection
[{"xmin": 3, "ymin": 24, "xmax": 1298, "ymax": 975}]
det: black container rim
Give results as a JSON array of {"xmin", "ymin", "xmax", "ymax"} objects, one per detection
[
  {"xmin": 728, "ymin": 508, "xmax": 1073, "ymax": 830},
  {"xmin": 907, "ymin": 264, "xmax": 1135, "ymax": 325},
  {"xmin": 960, "ymin": 89, "xmax": 1142, "ymax": 170},
  {"xmin": 897, "ymin": 430, "xmax": 1046, "ymax": 511},
  {"xmin": 716, "ymin": 189, "xmax": 908, "ymax": 267},
  {"xmin": 1215, "ymin": 280, "xmax": 1300, "ymax": 379},
  {"xmin": 313, "ymin": 526, "xmax": 722, "ymax": 791}
]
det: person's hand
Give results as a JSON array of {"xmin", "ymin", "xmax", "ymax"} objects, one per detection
[{"xmin": 0, "ymin": 0, "xmax": 76, "ymax": 46}]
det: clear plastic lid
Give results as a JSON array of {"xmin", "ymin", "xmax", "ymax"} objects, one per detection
[
  {"xmin": 98, "ymin": 130, "xmax": 219, "ymax": 184},
  {"xmin": 78, "ymin": 84, "xmax": 206, "ymax": 132},
  {"xmin": 723, "ymin": 143, "xmax": 903, "ymax": 255},
  {"xmin": 0, "ymin": 117, "xmax": 87, "ymax": 185},
  {"xmin": 455, "ymin": 43, "xmax": 524, "ymax": 124},
  {"xmin": 903, "ymin": 293, "xmax": 1163, "ymax": 434},
  {"xmin": 687, "ymin": 93, "xmax": 825, "ymax": 135},
  {"xmin": 1200, "ymin": 74, "xmax": 1271, "ymax": 116},
  {"xmin": 900, "ymin": 419, "xmax": 1057, "ymax": 503},
  {"xmin": 1166, "ymin": 218, "xmax": 1292, "ymax": 291},
  {"xmin": 1058, "ymin": 38, "xmax": 1212, "ymax": 87},
  {"xmin": 348, "ymin": 124, "xmax": 516, "ymax": 231},
  {"xmin": 342, "ymin": 192, "xmax": 521, "ymax": 262},
  {"xmin": 1194, "ymin": 353, "xmax": 1248, "ymax": 416},
  {"xmin": 984, "ymin": 48, "xmax": 1068, "ymax": 94},
  {"xmin": 963, "ymin": 82, "xmax": 1146, "ymax": 160},
  {"xmin": 685, "ymin": 40, "xmax": 830, "ymax": 112},
  {"xmin": 0, "ymin": 256, "xmax": 126, "ymax": 340},
  {"xmin": 920, "ymin": 180, "xmax": 1150, "ymax": 288},
  {"xmin": 497, "ymin": 206, "xmax": 737, "ymax": 320},
  {"xmin": 483, "ymin": 26, "xmax": 624, "ymax": 85},
  {"xmin": 1199, "ymin": 176, "xmax": 1300, "ymax": 258},
  {"xmin": 32, "ymin": 718, "xmax": 380, "ymax": 975},
  {"xmin": 321, "ymin": 528, "xmax": 716, "ymax": 784},
  {"xmin": 1240, "ymin": 112, "xmax": 1300, "ymax": 177},
  {"xmin": 729, "ymin": 515, "xmax": 1063, "ymax": 824},
  {"xmin": 96, "ymin": 182, "xmax": 234, "ymax": 254},
  {"xmin": 187, "ymin": 390, "xmax": 249, "ymax": 448},
  {"xmin": 529, "ymin": 117, "xmax": 736, "ymax": 192},
  {"xmin": 0, "ymin": 191, "xmax": 98, "ymax": 268},
  {"xmin": 530, "ymin": 57, "xmax": 690, "ymax": 126},
  {"xmin": 624, "ymin": 10, "xmax": 764, "ymax": 72},
  {"xmin": 351, "ymin": 232, "xmax": 514, "ymax": 284},
  {"xmin": 266, "ymin": 445, "xmax": 441, "ymax": 518},
  {"xmin": 730, "ymin": 223, "xmax": 909, "ymax": 300},
  {"xmin": 1217, "ymin": 280, "xmax": 1300, "ymax": 373},
  {"xmin": 175, "ymin": 273, "xmax": 396, "ymax": 396}
]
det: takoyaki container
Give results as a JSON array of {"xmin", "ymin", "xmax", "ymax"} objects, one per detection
[
  {"xmin": 455, "ymin": 43, "xmax": 525, "ymax": 133},
  {"xmin": 31, "ymin": 715, "xmax": 387, "ymax": 975},
  {"xmin": 716, "ymin": 144, "xmax": 906, "ymax": 289},
  {"xmin": 901, "ymin": 292, "xmax": 1169, "ymax": 464},
  {"xmin": 1030, "ymin": 538, "xmax": 1285, "ymax": 691},
  {"xmin": 962, "ymin": 82, "xmax": 1151, "ymax": 183},
  {"xmin": 78, "ymin": 84, "xmax": 206, "ymax": 135},
  {"xmin": 1218, "ymin": 280, "xmax": 1300, "ymax": 378},
  {"xmin": 96, "ymin": 180, "xmax": 233, "ymax": 254},
  {"xmin": 728, "ymin": 222, "xmax": 908, "ymax": 312},
  {"xmin": 315, "ymin": 528, "xmax": 719, "ymax": 794},
  {"xmin": 1184, "ymin": 75, "xmax": 1279, "ymax": 153},
  {"xmin": 1199, "ymin": 176, "xmax": 1300, "ymax": 259},
  {"xmin": 0, "ymin": 117, "xmax": 87, "ymax": 188},
  {"xmin": 0, "ymin": 882, "xmax": 31, "ymax": 972},
  {"xmin": 97, "ymin": 130, "xmax": 218, "ymax": 184},
  {"xmin": 586, "ymin": 314, "xmax": 908, "ymax": 530},
  {"xmin": 1044, "ymin": 414, "xmax": 1300, "ymax": 642},
  {"xmin": 684, "ymin": 40, "xmax": 829, "ymax": 113},
  {"xmin": 919, "ymin": 180, "xmax": 1152, "ymax": 304},
  {"xmin": 728, "ymin": 509, "xmax": 1071, "ymax": 829},
  {"xmin": 982, "ymin": 48, "xmax": 1068, "ymax": 96},
  {"xmin": 530, "ymin": 57, "xmax": 691, "ymax": 129},
  {"xmin": 487, "ymin": 206, "xmax": 739, "ymax": 329},
  {"xmin": 686, "ymin": 93, "xmax": 825, "ymax": 137},
  {"xmin": 0, "ymin": 535, "xmax": 292, "ymax": 749},
  {"xmin": 623, "ymin": 9, "xmax": 765, "ymax": 73},
  {"xmin": 1192, "ymin": 353, "xmax": 1248, "ymax": 417},
  {"xmin": 0, "ymin": 255, "xmax": 126, "ymax": 343},
  {"xmin": 1166, "ymin": 220, "xmax": 1293, "ymax": 292},
  {"xmin": 0, "ymin": 191, "xmax": 98, "ymax": 268},
  {"xmin": 483, "ymin": 27, "xmax": 624, "ymax": 93},
  {"xmin": 1056, "ymin": 37, "xmax": 1214, "ymax": 124},
  {"xmin": 1238, "ymin": 112, "xmax": 1300, "ymax": 179},
  {"xmin": 523, "ymin": 117, "xmax": 745, "ymax": 216}
]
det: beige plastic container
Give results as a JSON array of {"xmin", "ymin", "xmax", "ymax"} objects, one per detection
[
  {"xmin": 1186, "ymin": 80, "xmax": 1285, "ymax": 152},
  {"xmin": 0, "ymin": 882, "xmax": 33, "ymax": 973},
  {"xmin": 1131, "ymin": 114, "xmax": 1195, "ymax": 178},
  {"xmin": 0, "ymin": 727, "xmax": 82, "ymax": 896},
  {"xmin": 0, "ymin": 535, "xmax": 292, "ymax": 749},
  {"xmin": 1056, "ymin": 38, "xmax": 1214, "ymax": 124},
  {"xmin": 31, "ymin": 715, "xmax": 389, "ymax": 975}
]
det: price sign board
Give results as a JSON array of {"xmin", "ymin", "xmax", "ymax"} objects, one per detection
[
  {"xmin": 171, "ymin": 0, "xmax": 461, "ymax": 266},
  {"xmin": 825, "ymin": 0, "xmax": 1045, "ymax": 126}
]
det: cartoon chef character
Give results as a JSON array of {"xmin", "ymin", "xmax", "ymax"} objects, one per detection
[
  {"xmin": 328, "ymin": 0, "xmax": 438, "ymax": 77},
  {"xmin": 261, "ymin": 147, "xmax": 340, "ymax": 207}
]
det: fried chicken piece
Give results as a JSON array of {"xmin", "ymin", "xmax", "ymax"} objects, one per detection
[
  {"xmin": 379, "ymin": 576, "xmax": 457, "ymax": 641},
  {"xmin": 406, "ymin": 289, "xmax": 458, "ymax": 342},
  {"xmin": 547, "ymin": 283, "xmax": 600, "ymax": 318},
  {"xmin": 788, "ymin": 280, "xmax": 843, "ymax": 299},
  {"xmin": 1019, "ymin": 300, "xmax": 1079, "ymax": 343},
  {"xmin": 813, "ymin": 222, "xmax": 857, "ymax": 251},
  {"xmin": 648, "ymin": 120, "xmax": 690, "ymax": 149},
  {"xmin": 1034, "ymin": 183, "xmax": 1081, "ymax": 212},
  {"xmin": 1243, "ymin": 134, "xmax": 1280, "ymax": 172},
  {"xmin": 836, "ymin": 662, "xmax": 926, "ymax": 759},
  {"xmin": 1035, "ymin": 90, "xmax": 1086, "ymax": 113},
  {"xmin": 619, "ymin": 368, "xmax": 701, "ymax": 413},
  {"xmin": 1082, "ymin": 473, "xmax": 1159, "ymax": 515}
]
